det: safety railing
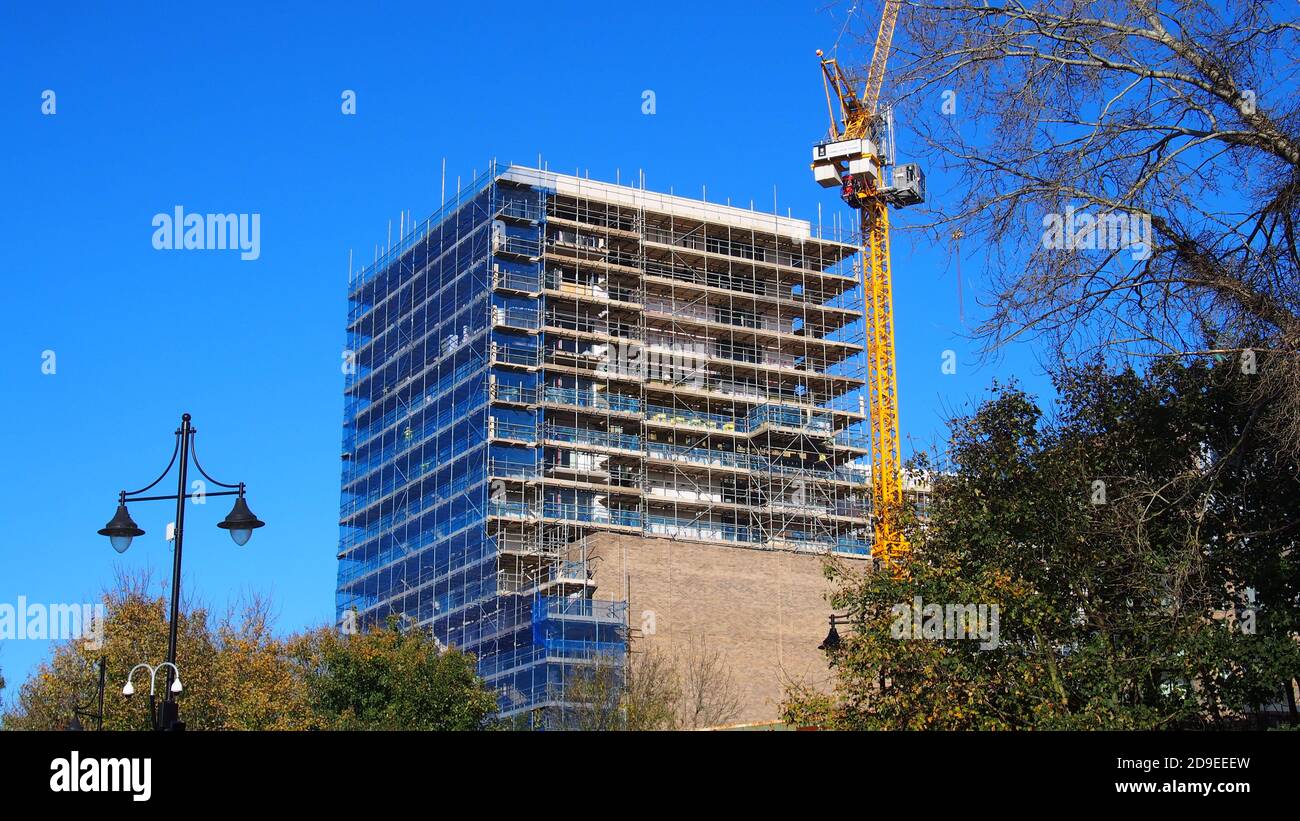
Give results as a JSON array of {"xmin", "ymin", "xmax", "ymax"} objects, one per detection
[
  {"xmin": 537, "ymin": 596, "xmax": 628, "ymax": 622},
  {"xmin": 542, "ymin": 424, "xmax": 641, "ymax": 452},
  {"xmin": 491, "ymin": 266, "xmax": 541, "ymax": 293},
  {"xmin": 541, "ymin": 275, "xmax": 643, "ymax": 305},
  {"xmin": 641, "ymin": 225, "xmax": 847, "ymax": 273},
  {"xmin": 487, "ymin": 458, "xmax": 539, "ymax": 480},
  {"xmin": 748, "ymin": 403, "xmax": 833, "ymax": 432},
  {"xmin": 643, "ymin": 298, "xmax": 791, "ymax": 336},
  {"xmin": 643, "ymin": 403, "xmax": 742, "ymax": 432},
  {"xmin": 542, "ymin": 386, "xmax": 642, "ymax": 415},
  {"xmin": 543, "ymin": 310, "xmax": 644, "ymax": 342},
  {"xmin": 645, "ymin": 442, "xmax": 764, "ymax": 472},
  {"xmin": 489, "ymin": 418, "xmax": 537, "ymax": 442},
  {"xmin": 491, "ymin": 343, "xmax": 542, "ymax": 368},
  {"xmin": 488, "ymin": 499, "xmax": 532, "ymax": 519},
  {"xmin": 492, "ymin": 306, "xmax": 540, "ymax": 331},
  {"xmin": 489, "ymin": 382, "xmax": 538, "ymax": 405},
  {"xmin": 645, "ymin": 514, "xmax": 758, "ymax": 544},
  {"xmin": 494, "ymin": 198, "xmax": 545, "ymax": 222},
  {"xmin": 542, "ymin": 502, "xmax": 642, "ymax": 529},
  {"xmin": 832, "ymin": 428, "xmax": 872, "ymax": 449},
  {"xmin": 641, "ymin": 258, "xmax": 857, "ymax": 307},
  {"xmin": 492, "ymin": 234, "xmax": 542, "ymax": 258}
]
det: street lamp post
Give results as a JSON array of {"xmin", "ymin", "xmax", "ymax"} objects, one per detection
[
  {"xmin": 819, "ymin": 611, "xmax": 890, "ymax": 694},
  {"xmin": 67, "ymin": 656, "xmax": 106, "ymax": 731},
  {"xmin": 122, "ymin": 662, "xmax": 183, "ymax": 731},
  {"xmin": 97, "ymin": 413, "xmax": 263, "ymax": 731},
  {"xmin": 818, "ymin": 613, "xmax": 852, "ymax": 652}
]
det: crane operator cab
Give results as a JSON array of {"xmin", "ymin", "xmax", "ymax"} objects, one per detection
[{"xmin": 812, "ymin": 137, "xmax": 925, "ymax": 210}]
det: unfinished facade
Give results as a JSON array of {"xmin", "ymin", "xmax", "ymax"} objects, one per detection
[{"xmin": 337, "ymin": 163, "xmax": 880, "ymax": 722}]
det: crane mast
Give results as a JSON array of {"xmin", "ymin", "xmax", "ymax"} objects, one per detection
[{"xmin": 810, "ymin": 0, "xmax": 922, "ymax": 566}]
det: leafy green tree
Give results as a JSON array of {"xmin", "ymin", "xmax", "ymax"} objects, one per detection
[
  {"xmin": 786, "ymin": 358, "xmax": 1300, "ymax": 729},
  {"xmin": 289, "ymin": 617, "xmax": 497, "ymax": 731}
]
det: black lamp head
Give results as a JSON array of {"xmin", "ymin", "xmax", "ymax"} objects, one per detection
[
  {"xmin": 218, "ymin": 492, "xmax": 264, "ymax": 546},
  {"xmin": 98, "ymin": 500, "xmax": 145, "ymax": 554},
  {"xmin": 818, "ymin": 620, "xmax": 841, "ymax": 652}
]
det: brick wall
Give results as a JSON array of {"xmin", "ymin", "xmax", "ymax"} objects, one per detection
[{"xmin": 574, "ymin": 532, "xmax": 867, "ymax": 726}]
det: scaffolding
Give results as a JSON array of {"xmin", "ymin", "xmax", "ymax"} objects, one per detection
[{"xmin": 337, "ymin": 162, "xmax": 912, "ymax": 723}]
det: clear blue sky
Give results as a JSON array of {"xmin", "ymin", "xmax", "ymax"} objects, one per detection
[{"xmin": 0, "ymin": 1, "xmax": 1047, "ymax": 698}]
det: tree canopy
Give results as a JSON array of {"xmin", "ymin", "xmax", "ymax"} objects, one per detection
[
  {"xmin": 868, "ymin": 0, "xmax": 1300, "ymax": 451},
  {"xmin": 786, "ymin": 357, "xmax": 1300, "ymax": 729},
  {"xmin": 290, "ymin": 616, "xmax": 497, "ymax": 731},
  {"xmin": 2, "ymin": 575, "xmax": 497, "ymax": 731}
]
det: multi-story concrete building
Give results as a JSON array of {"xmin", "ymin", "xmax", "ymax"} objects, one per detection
[{"xmin": 337, "ymin": 163, "xmax": 877, "ymax": 723}]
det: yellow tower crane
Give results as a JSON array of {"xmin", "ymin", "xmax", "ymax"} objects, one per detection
[{"xmin": 811, "ymin": 0, "xmax": 924, "ymax": 565}]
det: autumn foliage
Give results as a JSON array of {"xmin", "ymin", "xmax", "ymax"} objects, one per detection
[{"xmin": 2, "ymin": 572, "xmax": 496, "ymax": 731}]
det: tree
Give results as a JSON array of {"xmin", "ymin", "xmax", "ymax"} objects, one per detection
[
  {"xmin": 547, "ymin": 653, "xmax": 630, "ymax": 731},
  {"xmin": 209, "ymin": 594, "xmax": 314, "ymax": 730},
  {"xmin": 624, "ymin": 644, "xmax": 683, "ymax": 730},
  {"xmin": 552, "ymin": 644, "xmax": 682, "ymax": 731},
  {"xmin": 289, "ymin": 617, "xmax": 498, "ymax": 731},
  {"xmin": 2, "ymin": 572, "xmax": 307, "ymax": 731},
  {"xmin": 870, "ymin": 0, "xmax": 1300, "ymax": 451},
  {"xmin": 3, "ymin": 575, "xmax": 497, "ymax": 731},
  {"xmin": 785, "ymin": 357, "xmax": 1300, "ymax": 729},
  {"xmin": 674, "ymin": 636, "xmax": 743, "ymax": 730},
  {"xmin": 549, "ymin": 638, "xmax": 742, "ymax": 730}
]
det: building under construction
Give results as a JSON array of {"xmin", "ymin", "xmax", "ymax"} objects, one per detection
[{"xmin": 337, "ymin": 162, "xmax": 896, "ymax": 722}]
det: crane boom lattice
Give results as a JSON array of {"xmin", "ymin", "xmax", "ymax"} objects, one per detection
[{"xmin": 810, "ymin": 0, "xmax": 919, "ymax": 566}]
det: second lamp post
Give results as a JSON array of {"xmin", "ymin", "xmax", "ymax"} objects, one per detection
[{"xmin": 97, "ymin": 413, "xmax": 264, "ymax": 731}]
